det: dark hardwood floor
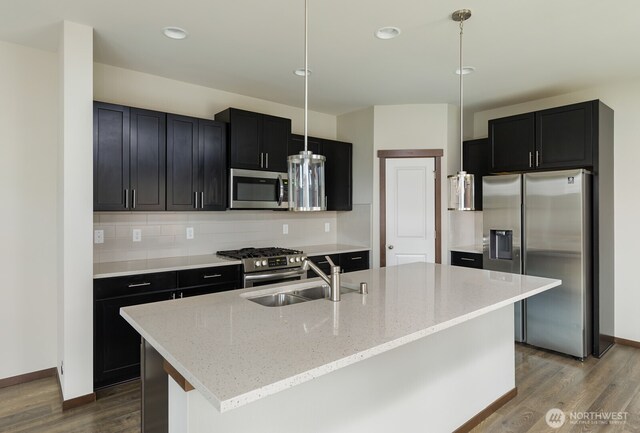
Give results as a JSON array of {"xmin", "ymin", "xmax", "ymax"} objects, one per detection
[
  {"xmin": 0, "ymin": 378, "xmax": 140, "ymax": 433},
  {"xmin": 0, "ymin": 344, "xmax": 638, "ymax": 433}
]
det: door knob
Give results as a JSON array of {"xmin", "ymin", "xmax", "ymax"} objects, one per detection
[{"xmin": 388, "ymin": 245, "xmax": 394, "ymax": 250}]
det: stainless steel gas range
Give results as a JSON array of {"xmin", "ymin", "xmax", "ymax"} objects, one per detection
[{"xmin": 217, "ymin": 247, "xmax": 308, "ymax": 288}]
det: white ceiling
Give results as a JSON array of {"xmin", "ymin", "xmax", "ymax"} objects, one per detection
[{"xmin": 2, "ymin": 0, "xmax": 639, "ymax": 115}]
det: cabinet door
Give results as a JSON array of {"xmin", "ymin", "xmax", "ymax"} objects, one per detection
[
  {"xmin": 228, "ymin": 109, "xmax": 262, "ymax": 170},
  {"xmin": 489, "ymin": 113, "xmax": 535, "ymax": 172},
  {"xmin": 94, "ymin": 291, "xmax": 172, "ymax": 389},
  {"xmin": 535, "ymin": 102, "xmax": 593, "ymax": 169},
  {"xmin": 463, "ymin": 138, "xmax": 490, "ymax": 211},
  {"xmin": 262, "ymin": 114, "xmax": 291, "ymax": 172},
  {"xmin": 199, "ymin": 120, "xmax": 227, "ymax": 211},
  {"xmin": 94, "ymin": 102, "xmax": 130, "ymax": 211},
  {"xmin": 130, "ymin": 108, "xmax": 166, "ymax": 211},
  {"xmin": 167, "ymin": 114, "xmax": 199, "ymax": 210},
  {"xmin": 289, "ymin": 134, "xmax": 321, "ymax": 156},
  {"xmin": 322, "ymin": 139, "xmax": 352, "ymax": 211}
]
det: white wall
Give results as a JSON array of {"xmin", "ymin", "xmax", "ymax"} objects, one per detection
[
  {"xmin": 57, "ymin": 21, "xmax": 94, "ymax": 400},
  {"xmin": 0, "ymin": 41, "xmax": 58, "ymax": 380},
  {"xmin": 472, "ymin": 78, "xmax": 640, "ymax": 342},
  {"xmin": 94, "ymin": 64, "xmax": 337, "ymax": 139}
]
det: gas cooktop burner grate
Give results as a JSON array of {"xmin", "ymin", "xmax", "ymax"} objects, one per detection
[{"xmin": 217, "ymin": 247, "xmax": 303, "ymax": 260}]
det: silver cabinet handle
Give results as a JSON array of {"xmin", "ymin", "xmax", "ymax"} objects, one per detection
[
  {"xmin": 388, "ymin": 245, "xmax": 394, "ymax": 250},
  {"xmin": 171, "ymin": 292, "xmax": 176, "ymax": 300},
  {"xmin": 529, "ymin": 152, "xmax": 533, "ymax": 168},
  {"xmin": 180, "ymin": 292, "xmax": 184, "ymax": 299},
  {"xmin": 132, "ymin": 189, "xmax": 136, "ymax": 209},
  {"xmin": 194, "ymin": 191, "xmax": 198, "ymax": 209},
  {"xmin": 124, "ymin": 189, "xmax": 129, "ymax": 209},
  {"xmin": 460, "ymin": 257, "xmax": 475, "ymax": 262},
  {"xmin": 318, "ymin": 260, "xmax": 329, "ymax": 264},
  {"xmin": 203, "ymin": 274, "xmax": 222, "ymax": 279},
  {"xmin": 128, "ymin": 282, "xmax": 151, "ymax": 288},
  {"xmin": 201, "ymin": 192, "xmax": 204, "ymax": 209},
  {"xmin": 351, "ymin": 256, "xmax": 362, "ymax": 260},
  {"xmin": 536, "ymin": 150, "xmax": 540, "ymax": 167},
  {"xmin": 265, "ymin": 152, "xmax": 269, "ymax": 168},
  {"xmin": 260, "ymin": 152, "xmax": 264, "ymax": 168}
]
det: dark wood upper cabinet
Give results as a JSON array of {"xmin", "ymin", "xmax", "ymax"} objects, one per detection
[
  {"xmin": 216, "ymin": 108, "xmax": 291, "ymax": 172},
  {"xmin": 167, "ymin": 115, "xmax": 227, "ymax": 211},
  {"xmin": 535, "ymin": 102, "xmax": 593, "ymax": 169},
  {"xmin": 462, "ymin": 138, "xmax": 490, "ymax": 211},
  {"xmin": 129, "ymin": 108, "xmax": 166, "ymax": 211},
  {"xmin": 94, "ymin": 102, "xmax": 165, "ymax": 211},
  {"xmin": 322, "ymin": 138, "xmax": 353, "ymax": 211},
  {"xmin": 289, "ymin": 133, "xmax": 321, "ymax": 156},
  {"xmin": 199, "ymin": 119, "xmax": 227, "ymax": 211},
  {"xmin": 488, "ymin": 100, "xmax": 597, "ymax": 173},
  {"xmin": 94, "ymin": 102, "xmax": 130, "ymax": 211},
  {"xmin": 489, "ymin": 113, "xmax": 535, "ymax": 172}
]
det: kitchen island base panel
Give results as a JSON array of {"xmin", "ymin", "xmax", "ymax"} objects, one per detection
[{"xmin": 167, "ymin": 306, "xmax": 515, "ymax": 433}]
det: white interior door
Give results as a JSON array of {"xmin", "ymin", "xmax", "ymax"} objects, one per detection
[{"xmin": 385, "ymin": 158, "xmax": 436, "ymax": 266}]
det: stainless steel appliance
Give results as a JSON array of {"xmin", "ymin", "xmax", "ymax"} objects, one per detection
[
  {"xmin": 483, "ymin": 169, "xmax": 592, "ymax": 359},
  {"xmin": 229, "ymin": 168, "xmax": 288, "ymax": 210},
  {"xmin": 217, "ymin": 247, "xmax": 307, "ymax": 288}
]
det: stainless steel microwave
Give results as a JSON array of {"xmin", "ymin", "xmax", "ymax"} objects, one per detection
[{"xmin": 229, "ymin": 168, "xmax": 288, "ymax": 210}]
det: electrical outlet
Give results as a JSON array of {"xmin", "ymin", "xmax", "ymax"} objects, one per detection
[
  {"xmin": 132, "ymin": 229, "xmax": 142, "ymax": 242},
  {"xmin": 94, "ymin": 230, "xmax": 104, "ymax": 244},
  {"xmin": 186, "ymin": 227, "xmax": 194, "ymax": 240},
  {"xmin": 325, "ymin": 222, "xmax": 331, "ymax": 233},
  {"xmin": 283, "ymin": 224, "xmax": 289, "ymax": 235}
]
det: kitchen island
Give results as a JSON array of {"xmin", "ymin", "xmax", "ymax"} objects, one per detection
[{"xmin": 121, "ymin": 262, "xmax": 560, "ymax": 433}]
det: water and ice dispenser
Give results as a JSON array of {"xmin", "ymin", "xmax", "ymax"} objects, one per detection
[{"xmin": 490, "ymin": 230, "xmax": 513, "ymax": 260}]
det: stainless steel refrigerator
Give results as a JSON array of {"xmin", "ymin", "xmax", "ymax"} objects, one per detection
[{"xmin": 483, "ymin": 169, "xmax": 592, "ymax": 359}]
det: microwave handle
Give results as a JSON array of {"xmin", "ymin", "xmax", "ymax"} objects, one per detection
[{"xmin": 277, "ymin": 174, "xmax": 284, "ymax": 206}]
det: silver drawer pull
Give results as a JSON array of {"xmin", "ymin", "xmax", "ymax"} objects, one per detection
[
  {"xmin": 318, "ymin": 261, "xmax": 329, "ymax": 264},
  {"xmin": 128, "ymin": 282, "xmax": 151, "ymax": 288},
  {"xmin": 203, "ymin": 274, "xmax": 222, "ymax": 279},
  {"xmin": 351, "ymin": 256, "xmax": 362, "ymax": 260},
  {"xmin": 460, "ymin": 258, "xmax": 475, "ymax": 262}
]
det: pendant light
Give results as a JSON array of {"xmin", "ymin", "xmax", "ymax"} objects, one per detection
[
  {"xmin": 288, "ymin": 0, "xmax": 326, "ymax": 211},
  {"xmin": 447, "ymin": 9, "xmax": 475, "ymax": 211}
]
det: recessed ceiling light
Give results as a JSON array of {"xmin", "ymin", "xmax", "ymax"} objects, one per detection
[
  {"xmin": 456, "ymin": 66, "xmax": 476, "ymax": 75},
  {"xmin": 375, "ymin": 26, "xmax": 401, "ymax": 40},
  {"xmin": 294, "ymin": 68, "xmax": 312, "ymax": 76},
  {"xmin": 162, "ymin": 27, "xmax": 188, "ymax": 40}
]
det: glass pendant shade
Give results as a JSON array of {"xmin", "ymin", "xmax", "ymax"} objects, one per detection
[
  {"xmin": 288, "ymin": 151, "xmax": 326, "ymax": 211},
  {"xmin": 447, "ymin": 171, "xmax": 475, "ymax": 211}
]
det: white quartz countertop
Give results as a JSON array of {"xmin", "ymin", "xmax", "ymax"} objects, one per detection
[
  {"xmin": 450, "ymin": 244, "xmax": 484, "ymax": 254},
  {"xmin": 120, "ymin": 262, "xmax": 560, "ymax": 413},
  {"xmin": 93, "ymin": 244, "xmax": 369, "ymax": 278}
]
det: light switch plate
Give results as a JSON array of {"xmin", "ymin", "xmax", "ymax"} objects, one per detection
[
  {"xmin": 324, "ymin": 222, "xmax": 330, "ymax": 233},
  {"xmin": 283, "ymin": 224, "xmax": 289, "ymax": 235},
  {"xmin": 186, "ymin": 227, "xmax": 194, "ymax": 240},
  {"xmin": 94, "ymin": 230, "xmax": 104, "ymax": 244},
  {"xmin": 132, "ymin": 229, "xmax": 142, "ymax": 242}
]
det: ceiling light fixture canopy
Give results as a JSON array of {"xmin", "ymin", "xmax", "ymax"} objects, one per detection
[
  {"xmin": 375, "ymin": 26, "xmax": 401, "ymax": 40},
  {"xmin": 448, "ymin": 9, "xmax": 475, "ymax": 211},
  {"xmin": 288, "ymin": 0, "xmax": 326, "ymax": 212},
  {"xmin": 293, "ymin": 68, "xmax": 312, "ymax": 76},
  {"xmin": 162, "ymin": 26, "xmax": 188, "ymax": 40}
]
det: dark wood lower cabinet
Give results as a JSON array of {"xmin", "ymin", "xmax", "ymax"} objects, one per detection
[
  {"xmin": 306, "ymin": 250, "xmax": 370, "ymax": 278},
  {"xmin": 93, "ymin": 266, "xmax": 241, "ymax": 389},
  {"xmin": 450, "ymin": 251, "xmax": 483, "ymax": 269}
]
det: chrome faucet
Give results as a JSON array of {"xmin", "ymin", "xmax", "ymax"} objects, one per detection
[{"xmin": 303, "ymin": 256, "xmax": 341, "ymax": 302}]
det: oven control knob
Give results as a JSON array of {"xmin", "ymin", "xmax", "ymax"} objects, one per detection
[
  {"xmin": 262, "ymin": 260, "xmax": 267, "ymax": 266},
  {"xmin": 255, "ymin": 261, "xmax": 261, "ymax": 267},
  {"xmin": 295, "ymin": 257, "xmax": 300, "ymax": 262},
  {"xmin": 290, "ymin": 257, "xmax": 295, "ymax": 263}
]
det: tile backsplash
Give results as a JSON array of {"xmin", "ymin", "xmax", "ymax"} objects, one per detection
[{"xmin": 94, "ymin": 211, "xmax": 340, "ymax": 263}]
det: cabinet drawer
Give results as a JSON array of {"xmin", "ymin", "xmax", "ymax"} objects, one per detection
[
  {"xmin": 94, "ymin": 272, "xmax": 177, "ymax": 300},
  {"xmin": 340, "ymin": 251, "xmax": 370, "ymax": 272},
  {"xmin": 308, "ymin": 254, "xmax": 340, "ymax": 275},
  {"xmin": 450, "ymin": 251, "xmax": 483, "ymax": 269},
  {"xmin": 177, "ymin": 265, "xmax": 241, "ymax": 288}
]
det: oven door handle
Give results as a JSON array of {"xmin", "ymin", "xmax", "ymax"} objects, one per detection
[
  {"xmin": 277, "ymin": 174, "xmax": 284, "ymax": 207},
  {"xmin": 244, "ymin": 268, "xmax": 307, "ymax": 284}
]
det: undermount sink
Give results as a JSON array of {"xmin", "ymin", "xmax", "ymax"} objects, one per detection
[{"xmin": 248, "ymin": 284, "xmax": 357, "ymax": 307}]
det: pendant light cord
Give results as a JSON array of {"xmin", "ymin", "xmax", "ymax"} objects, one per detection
[
  {"xmin": 459, "ymin": 18, "xmax": 464, "ymax": 172},
  {"xmin": 304, "ymin": 0, "xmax": 309, "ymax": 153}
]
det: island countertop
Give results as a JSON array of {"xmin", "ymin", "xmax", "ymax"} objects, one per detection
[{"xmin": 120, "ymin": 262, "xmax": 560, "ymax": 413}]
